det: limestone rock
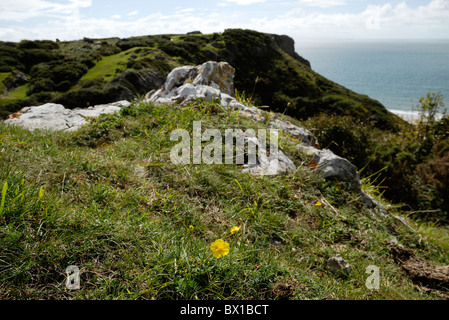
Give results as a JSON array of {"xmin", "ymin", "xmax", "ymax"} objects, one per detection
[
  {"xmin": 192, "ymin": 61, "xmax": 235, "ymax": 95},
  {"xmin": 242, "ymin": 150, "xmax": 296, "ymax": 176},
  {"xmin": 164, "ymin": 65, "xmax": 198, "ymax": 93},
  {"xmin": 268, "ymin": 118, "xmax": 317, "ymax": 146},
  {"xmin": 359, "ymin": 192, "xmax": 388, "ymax": 216},
  {"xmin": 242, "ymin": 139, "xmax": 296, "ymax": 176},
  {"xmin": 327, "ymin": 254, "xmax": 352, "ymax": 276},
  {"xmin": 146, "ymin": 61, "xmax": 304, "ymax": 177},
  {"xmin": 221, "ymin": 128, "xmax": 296, "ymax": 176},
  {"xmin": 147, "ymin": 61, "xmax": 266, "ymax": 123},
  {"xmin": 4, "ymin": 101, "xmax": 130, "ymax": 131},
  {"xmin": 149, "ymin": 61, "xmax": 235, "ymax": 103},
  {"xmin": 301, "ymin": 146, "xmax": 361, "ymax": 191}
]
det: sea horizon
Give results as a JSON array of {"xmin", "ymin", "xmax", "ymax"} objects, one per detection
[{"xmin": 297, "ymin": 39, "xmax": 449, "ymax": 119}]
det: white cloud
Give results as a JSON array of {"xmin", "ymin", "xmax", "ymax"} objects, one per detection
[
  {"xmin": 299, "ymin": 0, "xmax": 347, "ymax": 8},
  {"xmin": 0, "ymin": 0, "xmax": 92, "ymax": 22},
  {"xmin": 254, "ymin": 0, "xmax": 449, "ymax": 39},
  {"xmin": 1, "ymin": 0, "xmax": 449, "ymax": 41},
  {"xmin": 128, "ymin": 10, "xmax": 139, "ymax": 16},
  {"xmin": 223, "ymin": 0, "xmax": 267, "ymax": 5}
]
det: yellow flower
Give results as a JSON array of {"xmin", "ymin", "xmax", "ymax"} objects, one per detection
[
  {"xmin": 189, "ymin": 225, "xmax": 194, "ymax": 231},
  {"xmin": 210, "ymin": 239, "xmax": 230, "ymax": 258},
  {"xmin": 230, "ymin": 226, "xmax": 240, "ymax": 234},
  {"xmin": 315, "ymin": 201, "xmax": 322, "ymax": 206}
]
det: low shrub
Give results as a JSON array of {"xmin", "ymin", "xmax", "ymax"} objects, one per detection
[
  {"xmin": 304, "ymin": 94, "xmax": 449, "ymax": 221},
  {"xmin": 304, "ymin": 114, "xmax": 375, "ymax": 169},
  {"xmin": 51, "ymin": 88, "xmax": 106, "ymax": 109},
  {"xmin": 27, "ymin": 78, "xmax": 55, "ymax": 95}
]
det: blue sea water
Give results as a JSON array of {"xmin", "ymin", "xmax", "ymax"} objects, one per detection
[{"xmin": 296, "ymin": 40, "xmax": 449, "ymax": 118}]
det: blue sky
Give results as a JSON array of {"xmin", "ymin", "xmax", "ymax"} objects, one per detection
[{"xmin": 1, "ymin": 0, "xmax": 449, "ymax": 42}]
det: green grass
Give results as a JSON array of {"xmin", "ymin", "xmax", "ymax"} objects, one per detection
[
  {"xmin": 78, "ymin": 47, "xmax": 141, "ymax": 83},
  {"xmin": 0, "ymin": 98, "xmax": 448, "ymax": 300},
  {"xmin": 0, "ymin": 72, "xmax": 29, "ymax": 106},
  {"xmin": 7, "ymin": 84, "xmax": 29, "ymax": 100}
]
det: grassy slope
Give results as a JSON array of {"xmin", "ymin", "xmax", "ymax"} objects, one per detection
[
  {"xmin": 0, "ymin": 98, "xmax": 447, "ymax": 299},
  {"xmin": 78, "ymin": 47, "xmax": 139, "ymax": 83}
]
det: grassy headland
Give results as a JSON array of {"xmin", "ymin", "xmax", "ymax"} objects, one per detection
[{"xmin": 0, "ymin": 98, "xmax": 448, "ymax": 299}]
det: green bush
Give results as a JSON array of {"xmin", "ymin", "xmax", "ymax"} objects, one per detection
[
  {"xmin": 19, "ymin": 49, "xmax": 61, "ymax": 73},
  {"xmin": 27, "ymin": 78, "xmax": 55, "ymax": 95},
  {"xmin": 116, "ymin": 35, "xmax": 170, "ymax": 51},
  {"xmin": 52, "ymin": 62, "xmax": 88, "ymax": 84},
  {"xmin": 18, "ymin": 40, "xmax": 58, "ymax": 50},
  {"xmin": 79, "ymin": 78, "xmax": 104, "ymax": 89},
  {"xmin": 413, "ymin": 139, "xmax": 449, "ymax": 217},
  {"xmin": 304, "ymin": 93, "xmax": 449, "ymax": 220},
  {"xmin": 51, "ymin": 88, "xmax": 106, "ymax": 109},
  {"xmin": 55, "ymin": 80, "xmax": 72, "ymax": 92},
  {"xmin": 158, "ymin": 41, "xmax": 191, "ymax": 60},
  {"xmin": 30, "ymin": 63, "xmax": 52, "ymax": 78},
  {"xmin": 304, "ymin": 114, "xmax": 375, "ymax": 169},
  {"xmin": 28, "ymin": 61, "xmax": 88, "ymax": 95}
]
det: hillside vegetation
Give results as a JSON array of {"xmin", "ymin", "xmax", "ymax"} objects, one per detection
[
  {"xmin": 0, "ymin": 29, "xmax": 399, "ymax": 131},
  {"xmin": 1, "ymin": 29, "xmax": 448, "ymax": 299},
  {"xmin": 1, "ymin": 97, "xmax": 448, "ymax": 299}
]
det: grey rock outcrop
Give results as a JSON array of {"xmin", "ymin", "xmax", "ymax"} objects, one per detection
[
  {"xmin": 327, "ymin": 254, "xmax": 352, "ymax": 276},
  {"xmin": 301, "ymin": 145, "xmax": 361, "ymax": 191},
  {"xmin": 268, "ymin": 118, "xmax": 317, "ymax": 147},
  {"xmin": 148, "ymin": 61, "xmax": 235, "ymax": 103},
  {"xmin": 146, "ymin": 61, "xmax": 267, "ymax": 123},
  {"xmin": 299, "ymin": 144, "xmax": 390, "ymax": 216},
  {"xmin": 4, "ymin": 101, "xmax": 130, "ymax": 131},
  {"xmin": 238, "ymin": 131, "xmax": 296, "ymax": 176}
]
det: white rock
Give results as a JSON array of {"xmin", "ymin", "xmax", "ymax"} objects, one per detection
[
  {"xmin": 269, "ymin": 119, "xmax": 317, "ymax": 146},
  {"xmin": 232, "ymin": 130, "xmax": 296, "ymax": 176},
  {"xmin": 192, "ymin": 61, "xmax": 235, "ymax": 95},
  {"xmin": 164, "ymin": 66, "xmax": 197, "ymax": 92},
  {"xmin": 242, "ymin": 149, "xmax": 296, "ymax": 176},
  {"xmin": 4, "ymin": 101, "xmax": 130, "ymax": 131},
  {"xmin": 194, "ymin": 85, "xmax": 222, "ymax": 101},
  {"xmin": 148, "ymin": 61, "xmax": 235, "ymax": 104},
  {"xmin": 177, "ymin": 83, "xmax": 196, "ymax": 97}
]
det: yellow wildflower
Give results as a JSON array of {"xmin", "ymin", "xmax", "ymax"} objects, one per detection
[
  {"xmin": 210, "ymin": 239, "xmax": 230, "ymax": 258},
  {"xmin": 315, "ymin": 201, "xmax": 322, "ymax": 206},
  {"xmin": 230, "ymin": 226, "xmax": 240, "ymax": 234},
  {"xmin": 189, "ymin": 225, "xmax": 194, "ymax": 231}
]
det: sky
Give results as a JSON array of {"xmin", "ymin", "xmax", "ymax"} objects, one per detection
[{"xmin": 1, "ymin": 0, "xmax": 449, "ymax": 43}]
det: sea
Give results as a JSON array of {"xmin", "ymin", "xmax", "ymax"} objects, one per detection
[{"xmin": 297, "ymin": 39, "xmax": 449, "ymax": 120}]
